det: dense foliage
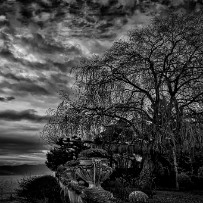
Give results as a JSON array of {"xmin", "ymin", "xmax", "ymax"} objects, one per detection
[
  {"xmin": 177, "ymin": 173, "xmax": 193, "ymax": 190},
  {"xmin": 46, "ymin": 136, "xmax": 89, "ymax": 171},
  {"xmin": 78, "ymin": 148, "xmax": 109, "ymax": 158},
  {"xmin": 16, "ymin": 175, "xmax": 62, "ymax": 203}
]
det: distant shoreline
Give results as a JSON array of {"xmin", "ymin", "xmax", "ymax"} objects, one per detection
[{"xmin": 0, "ymin": 164, "xmax": 52, "ymax": 176}]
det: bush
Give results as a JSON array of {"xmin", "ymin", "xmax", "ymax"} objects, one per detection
[
  {"xmin": 113, "ymin": 186, "xmax": 134, "ymax": 201},
  {"xmin": 190, "ymin": 175, "xmax": 203, "ymax": 190},
  {"xmin": 129, "ymin": 191, "xmax": 149, "ymax": 203},
  {"xmin": 16, "ymin": 175, "xmax": 62, "ymax": 203},
  {"xmin": 81, "ymin": 187, "xmax": 114, "ymax": 203},
  {"xmin": 46, "ymin": 136, "xmax": 89, "ymax": 171},
  {"xmin": 102, "ymin": 178, "xmax": 134, "ymax": 201},
  {"xmin": 177, "ymin": 173, "xmax": 193, "ymax": 190},
  {"xmin": 198, "ymin": 166, "xmax": 203, "ymax": 177},
  {"xmin": 78, "ymin": 148, "xmax": 108, "ymax": 158}
]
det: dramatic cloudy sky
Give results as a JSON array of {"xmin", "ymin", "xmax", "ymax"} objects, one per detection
[{"xmin": 0, "ymin": 0, "xmax": 201, "ymax": 165}]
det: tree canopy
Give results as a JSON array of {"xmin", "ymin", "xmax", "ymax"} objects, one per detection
[
  {"xmin": 43, "ymin": 11, "xmax": 203, "ymax": 150},
  {"xmin": 41, "ymin": 10, "xmax": 203, "ymax": 190}
]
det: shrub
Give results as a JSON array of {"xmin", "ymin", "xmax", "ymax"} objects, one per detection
[
  {"xmin": 190, "ymin": 175, "xmax": 203, "ymax": 190},
  {"xmin": 81, "ymin": 187, "xmax": 114, "ymax": 203},
  {"xmin": 198, "ymin": 166, "xmax": 203, "ymax": 177},
  {"xmin": 177, "ymin": 173, "xmax": 193, "ymax": 190},
  {"xmin": 113, "ymin": 186, "xmax": 133, "ymax": 201},
  {"xmin": 16, "ymin": 175, "xmax": 62, "ymax": 203},
  {"xmin": 64, "ymin": 160, "xmax": 80, "ymax": 167},
  {"xmin": 46, "ymin": 136, "xmax": 89, "ymax": 171},
  {"xmin": 78, "ymin": 148, "xmax": 108, "ymax": 158},
  {"xmin": 102, "ymin": 178, "xmax": 133, "ymax": 201},
  {"xmin": 129, "ymin": 191, "xmax": 149, "ymax": 203}
]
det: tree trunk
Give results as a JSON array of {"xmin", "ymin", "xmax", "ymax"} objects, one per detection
[{"xmin": 172, "ymin": 143, "xmax": 179, "ymax": 190}]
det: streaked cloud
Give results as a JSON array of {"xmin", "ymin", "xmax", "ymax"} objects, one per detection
[
  {"xmin": 0, "ymin": 109, "xmax": 49, "ymax": 122},
  {"xmin": 0, "ymin": 96, "xmax": 15, "ymax": 102}
]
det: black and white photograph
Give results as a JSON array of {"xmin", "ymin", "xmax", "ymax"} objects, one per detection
[{"xmin": 0, "ymin": 0, "xmax": 203, "ymax": 203}]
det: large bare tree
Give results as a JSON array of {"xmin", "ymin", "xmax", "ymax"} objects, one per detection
[{"xmin": 42, "ymin": 11, "xmax": 203, "ymax": 189}]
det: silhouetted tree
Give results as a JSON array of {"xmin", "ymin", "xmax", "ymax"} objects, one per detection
[{"xmin": 43, "ymin": 11, "xmax": 203, "ymax": 189}]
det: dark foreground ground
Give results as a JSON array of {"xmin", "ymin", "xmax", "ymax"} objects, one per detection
[
  {"xmin": 1, "ymin": 190, "xmax": 203, "ymax": 203},
  {"xmin": 148, "ymin": 190, "xmax": 203, "ymax": 203}
]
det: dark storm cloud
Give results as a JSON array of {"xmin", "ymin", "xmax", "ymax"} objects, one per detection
[
  {"xmin": 0, "ymin": 96, "xmax": 15, "ymax": 102},
  {"xmin": 49, "ymin": 72, "xmax": 73, "ymax": 85},
  {"xmin": 28, "ymin": 0, "xmax": 201, "ymax": 40},
  {"xmin": 0, "ymin": 0, "xmax": 152, "ymax": 43},
  {"xmin": 14, "ymin": 82, "xmax": 51, "ymax": 96},
  {"xmin": 0, "ymin": 69, "xmax": 74, "ymax": 98},
  {"xmin": 0, "ymin": 72, "xmax": 36, "ymax": 83},
  {"xmin": 0, "ymin": 109, "xmax": 49, "ymax": 122},
  {"xmin": 1, "ymin": 0, "xmax": 200, "ymax": 82},
  {"xmin": 18, "ymin": 33, "xmax": 83, "ymax": 57},
  {"xmin": 1, "ymin": 1, "xmax": 202, "ymax": 40},
  {"xmin": 51, "ymin": 0, "xmax": 137, "ymax": 40},
  {"xmin": 0, "ymin": 135, "xmax": 46, "ymax": 156},
  {"xmin": 0, "ymin": 80, "xmax": 51, "ymax": 96},
  {"xmin": 0, "ymin": 30, "xmax": 82, "ymax": 71}
]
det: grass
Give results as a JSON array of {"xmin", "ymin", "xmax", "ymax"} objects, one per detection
[
  {"xmin": 110, "ymin": 190, "xmax": 203, "ymax": 203},
  {"xmin": 147, "ymin": 190, "xmax": 203, "ymax": 203}
]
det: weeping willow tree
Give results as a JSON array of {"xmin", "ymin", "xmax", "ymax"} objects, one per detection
[
  {"xmin": 42, "ymin": 11, "xmax": 203, "ymax": 189},
  {"xmin": 41, "ymin": 101, "xmax": 103, "ymax": 144}
]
